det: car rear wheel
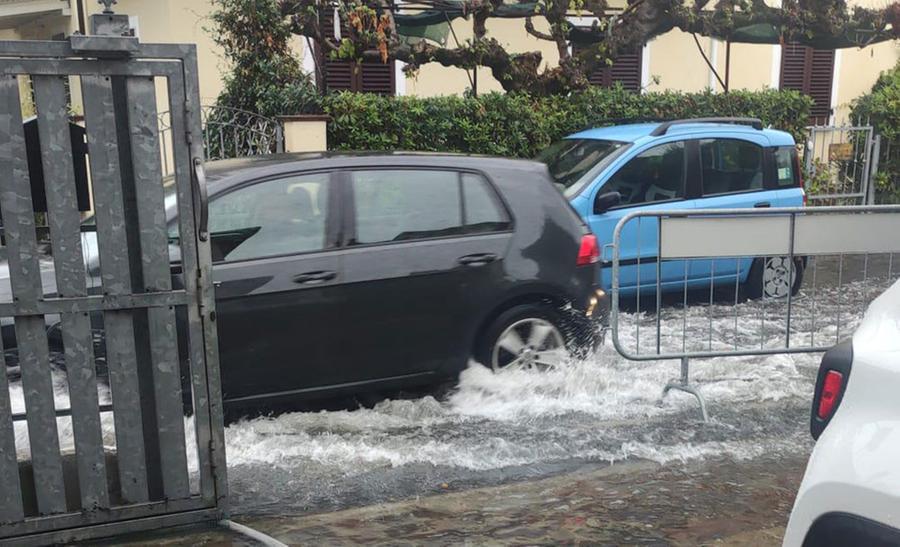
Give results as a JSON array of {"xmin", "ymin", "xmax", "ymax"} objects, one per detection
[
  {"xmin": 744, "ymin": 256, "xmax": 804, "ymax": 300},
  {"xmin": 477, "ymin": 304, "xmax": 571, "ymax": 372}
]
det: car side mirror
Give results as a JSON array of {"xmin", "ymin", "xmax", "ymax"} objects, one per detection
[{"xmin": 594, "ymin": 191, "xmax": 622, "ymax": 214}]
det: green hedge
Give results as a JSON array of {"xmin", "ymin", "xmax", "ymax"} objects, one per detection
[{"xmin": 322, "ymin": 87, "xmax": 812, "ymax": 158}]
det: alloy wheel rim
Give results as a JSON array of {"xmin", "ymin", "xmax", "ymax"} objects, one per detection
[
  {"xmin": 491, "ymin": 318, "xmax": 567, "ymax": 372},
  {"xmin": 762, "ymin": 257, "xmax": 796, "ymax": 299}
]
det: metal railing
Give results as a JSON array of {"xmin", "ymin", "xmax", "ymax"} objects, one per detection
[
  {"xmin": 608, "ymin": 206, "xmax": 900, "ymax": 420},
  {"xmin": 804, "ymin": 124, "xmax": 876, "ymax": 205},
  {"xmin": 159, "ymin": 105, "xmax": 283, "ymax": 176}
]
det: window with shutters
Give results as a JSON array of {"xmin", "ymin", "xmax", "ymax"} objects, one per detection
[
  {"xmin": 571, "ymin": 41, "xmax": 643, "ymax": 93},
  {"xmin": 318, "ymin": 11, "xmax": 396, "ymax": 95},
  {"xmin": 780, "ymin": 44, "xmax": 835, "ymax": 125}
]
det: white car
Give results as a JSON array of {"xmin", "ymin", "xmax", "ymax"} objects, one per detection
[{"xmin": 784, "ymin": 278, "xmax": 900, "ymax": 546}]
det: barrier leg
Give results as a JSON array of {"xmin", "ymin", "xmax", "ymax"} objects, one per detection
[{"xmin": 662, "ymin": 357, "xmax": 709, "ymax": 422}]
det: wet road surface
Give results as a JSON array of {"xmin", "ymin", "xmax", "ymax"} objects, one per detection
[{"xmin": 97, "ymin": 452, "xmax": 808, "ymax": 546}]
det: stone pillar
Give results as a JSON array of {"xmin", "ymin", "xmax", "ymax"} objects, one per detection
[{"xmin": 278, "ymin": 115, "xmax": 330, "ymax": 153}]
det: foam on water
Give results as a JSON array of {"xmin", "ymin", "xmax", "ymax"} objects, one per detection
[{"xmin": 3, "ymin": 279, "xmax": 887, "ymax": 513}]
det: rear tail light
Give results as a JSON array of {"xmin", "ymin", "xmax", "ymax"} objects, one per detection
[
  {"xmin": 577, "ymin": 234, "xmax": 600, "ymax": 266},
  {"xmin": 816, "ymin": 370, "xmax": 843, "ymax": 420},
  {"xmin": 811, "ymin": 341, "xmax": 852, "ymax": 440}
]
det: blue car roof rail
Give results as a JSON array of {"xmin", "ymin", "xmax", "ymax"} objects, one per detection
[{"xmin": 649, "ymin": 117, "xmax": 764, "ymax": 136}]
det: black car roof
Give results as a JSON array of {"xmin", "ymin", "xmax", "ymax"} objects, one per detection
[{"xmin": 204, "ymin": 152, "xmax": 547, "ymax": 191}]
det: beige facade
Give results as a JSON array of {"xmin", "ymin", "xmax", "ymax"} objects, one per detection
[{"xmin": 1, "ymin": 0, "xmax": 897, "ymax": 123}]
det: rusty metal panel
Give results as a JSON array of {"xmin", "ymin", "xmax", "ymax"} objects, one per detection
[
  {"xmin": 0, "ymin": 75, "xmax": 67, "ymax": 516},
  {"xmin": 126, "ymin": 76, "xmax": 189, "ymax": 500},
  {"xmin": 81, "ymin": 74, "xmax": 149, "ymax": 505}
]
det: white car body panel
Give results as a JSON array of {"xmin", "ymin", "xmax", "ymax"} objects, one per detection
[{"xmin": 783, "ymin": 279, "xmax": 900, "ymax": 546}]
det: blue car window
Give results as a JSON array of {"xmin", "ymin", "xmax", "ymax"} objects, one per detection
[
  {"xmin": 600, "ymin": 141, "xmax": 685, "ymax": 206},
  {"xmin": 699, "ymin": 139, "xmax": 764, "ymax": 195}
]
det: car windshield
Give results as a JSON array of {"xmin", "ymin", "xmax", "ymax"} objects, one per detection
[{"xmin": 537, "ymin": 138, "xmax": 628, "ymax": 197}]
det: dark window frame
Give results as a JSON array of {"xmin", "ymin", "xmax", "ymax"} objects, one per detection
[
  {"xmin": 570, "ymin": 40, "xmax": 643, "ymax": 93},
  {"xmin": 780, "ymin": 44, "xmax": 835, "ymax": 125},
  {"xmin": 317, "ymin": 10, "xmax": 396, "ymax": 95},
  {"xmin": 340, "ymin": 166, "xmax": 514, "ymax": 249}
]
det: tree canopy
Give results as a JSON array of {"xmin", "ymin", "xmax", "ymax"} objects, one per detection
[{"xmin": 241, "ymin": 0, "xmax": 899, "ymax": 95}]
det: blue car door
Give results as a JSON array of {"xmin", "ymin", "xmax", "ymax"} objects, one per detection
[
  {"xmin": 689, "ymin": 135, "xmax": 780, "ymax": 284},
  {"xmin": 582, "ymin": 140, "xmax": 697, "ymax": 294}
]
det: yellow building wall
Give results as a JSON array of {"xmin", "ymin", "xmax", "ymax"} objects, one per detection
[
  {"xmin": 406, "ymin": 17, "xmax": 561, "ymax": 97},
  {"xmin": 833, "ymin": 41, "xmax": 899, "ymax": 122},
  {"xmin": 645, "ymin": 30, "xmax": 717, "ymax": 93},
  {"xmin": 723, "ymin": 42, "xmax": 777, "ymax": 91}
]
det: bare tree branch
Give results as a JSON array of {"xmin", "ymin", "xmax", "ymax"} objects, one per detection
[{"xmin": 281, "ymin": 0, "xmax": 899, "ymax": 95}]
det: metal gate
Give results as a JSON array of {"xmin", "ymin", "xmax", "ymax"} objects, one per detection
[
  {"xmin": 804, "ymin": 125, "xmax": 878, "ymax": 205},
  {"xmin": 0, "ymin": 11, "xmax": 225, "ymax": 546}
]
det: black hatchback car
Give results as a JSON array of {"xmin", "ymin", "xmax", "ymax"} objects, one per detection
[{"xmin": 5, "ymin": 153, "xmax": 607, "ymax": 409}]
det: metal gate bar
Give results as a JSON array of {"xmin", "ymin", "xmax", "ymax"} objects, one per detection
[
  {"xmin": 127, "ymin": 76, "xmax": 191, "ymax": 501},
  {"xmin": 33, "ymin": 73, "xmax": 108, "ymax": 511},
  {"xmin": 0, "ymin": 75, "xmax": 66, "ymax": 516},
  {"xmin": 82, "ymin": 72, "xmax": 151, "ymax": 504},
  {"xmin": 0, "ymin": 324, "xmax": 22, "ymax": 523}
]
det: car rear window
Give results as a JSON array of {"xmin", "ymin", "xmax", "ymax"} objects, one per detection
[{"xmin": 774, "ymin": 146, "xmax": 800, "ymax": 188}]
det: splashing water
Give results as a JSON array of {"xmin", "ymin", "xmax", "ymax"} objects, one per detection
[{"xmin": 4, "ymin": 279, "xmax": 889, "ymax": 514}]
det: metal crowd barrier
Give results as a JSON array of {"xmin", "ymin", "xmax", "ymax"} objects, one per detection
[{"xmin": 608, "ymin": 205, "xmax": 900, "ymax": 420}]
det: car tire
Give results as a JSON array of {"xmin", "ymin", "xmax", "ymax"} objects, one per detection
[
  {"xmin": 475, "ymin": 303, "xmax": 582, "ymax": 372},
  {"xmin": 743, "ymin": 256, "xmax": 805, "ymax": 300}
]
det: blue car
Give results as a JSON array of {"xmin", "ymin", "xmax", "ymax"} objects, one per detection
[{"xmin": 538, "ymin": 118, "xmax": 806, "ymax": 299}]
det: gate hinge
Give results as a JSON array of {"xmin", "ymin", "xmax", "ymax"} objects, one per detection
[{"xmin": 184, "ymin": 104, "xmax": 194, "ymax": 145}]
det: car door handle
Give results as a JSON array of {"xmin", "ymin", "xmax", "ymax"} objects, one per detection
[
  {"xmin": 458, "ymin": 253, "xmax": 498, "ymax": 266},
  {"xmin": 754, "ymin": 201, "xmax": 771, "ymax": 208},
  {"xmin": 293, "ymin": 270, "xmax": 337, "ymax": 284}
]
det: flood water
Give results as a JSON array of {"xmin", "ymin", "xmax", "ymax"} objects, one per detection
[{"xmin": 5, "ymin": 275, "xmax": 894, "ymax": 517}]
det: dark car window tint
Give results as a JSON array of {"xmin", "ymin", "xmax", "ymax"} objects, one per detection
[
  {"xmin": 462, "ymin": 173, "xmax": 509, "ymax": 232},
  {"xmin": 208, "ymin": 173, "xmax": 329, "ymax": 262},
  {"xmin": 601, "ymin": 141, "xmax": 685, "ymax": 206},
  {"xmin": 775, "ymin": 146, "xmax": 799, "ymax": 188},
  {"xmin": 700, "ymin": 139, "xmax": 764, "ymax": 195},
  {"xmin": 351, "ymin": 170, "xmax": 464, "ymax": 244}
]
